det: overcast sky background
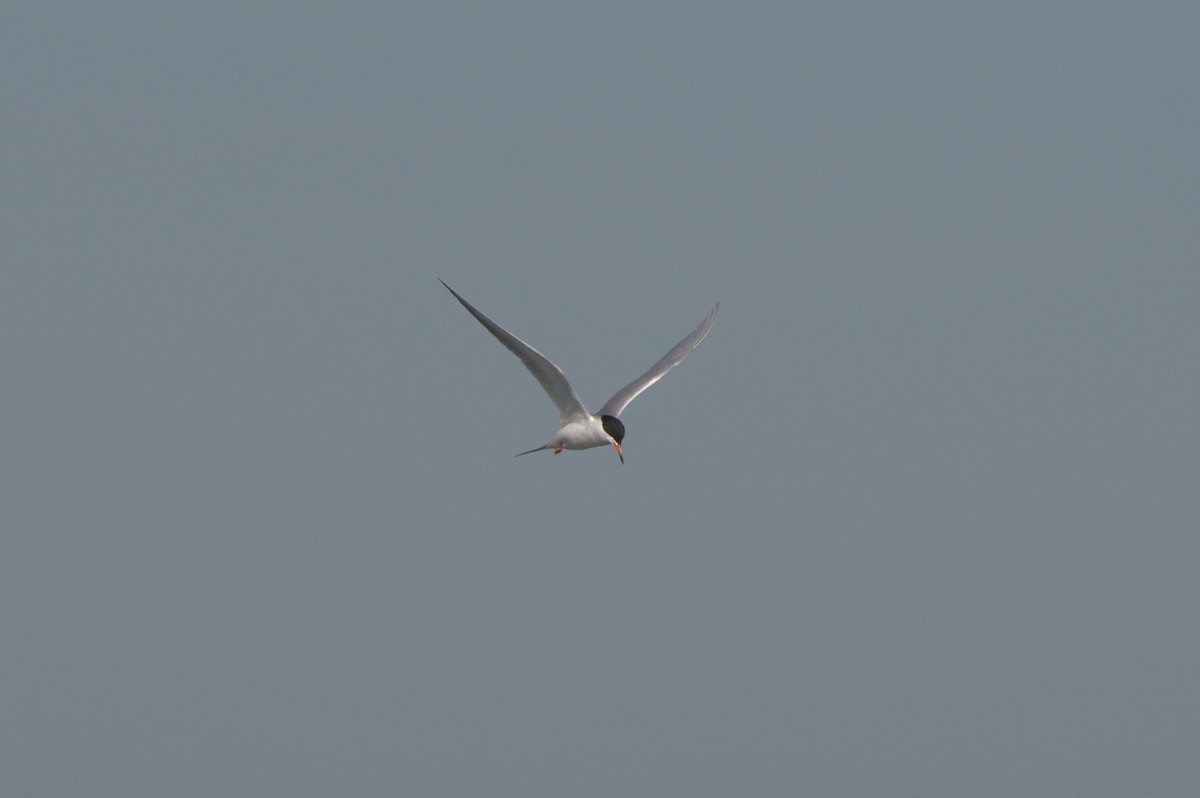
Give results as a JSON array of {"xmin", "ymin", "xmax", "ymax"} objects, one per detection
[{"xmin": 3, "ymin": 2, "xmax": 1198, "ymax": 796}]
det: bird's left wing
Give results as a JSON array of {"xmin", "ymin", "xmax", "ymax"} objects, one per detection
[
  {"xmin": 440, "ymin": 280, "xmax": 590, "ymax": 424},
  {"xmin": 598, "ymin": 303, "xmax": 719, "ymax": 418}
]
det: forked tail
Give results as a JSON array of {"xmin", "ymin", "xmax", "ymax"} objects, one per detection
[{"xmin": 514, "ymin": 444, "xmax": 552, "ymax": 458}]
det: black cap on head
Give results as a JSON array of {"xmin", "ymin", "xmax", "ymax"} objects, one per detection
[{"xmin": 600, "ymin": 414, "xmax": 625, "ymax": 444}]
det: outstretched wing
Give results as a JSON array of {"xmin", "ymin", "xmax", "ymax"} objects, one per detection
[
  {"xmin": 440, "ymin": 280, "xmax": 590, "ymax": 424},
  {"xmin": 597, "ymin": 304, "xmax": 719, "ymax": 418}
]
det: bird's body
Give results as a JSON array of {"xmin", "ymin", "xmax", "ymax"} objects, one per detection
[
  {"xmin": 439, "ymin": 280, "xmax": 718, "ymax": 463},
  {"xmin": 548, "ymin": 417, "xmax": 616, "ymax": 453}
]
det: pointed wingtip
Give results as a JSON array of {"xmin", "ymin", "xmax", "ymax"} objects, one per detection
[{"xmin": 439, "ymin": 279, "xmax": 469, "ymax": 307}]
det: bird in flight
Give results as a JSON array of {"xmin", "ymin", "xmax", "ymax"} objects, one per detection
[{"xmin": 439, "ymin": 279, "xmax": 718, "ymax": 463}]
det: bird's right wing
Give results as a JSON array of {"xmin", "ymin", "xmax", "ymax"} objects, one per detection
[
  {"xmin": 598, "ymin": 304, "xmax": 719, "ymax": 418},
  {"xmin": 440, "ymin": 280, "xmax": 590, "ymax": 424}
]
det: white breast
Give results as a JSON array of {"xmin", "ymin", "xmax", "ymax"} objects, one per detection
[{"xmin": 554, "ymin": 417, "xmax": 614, "ymax": 451}]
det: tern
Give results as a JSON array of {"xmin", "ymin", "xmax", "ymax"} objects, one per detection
[{"xmin": 439, "ymin": 280, "xmax": 718, "ymax": 463}]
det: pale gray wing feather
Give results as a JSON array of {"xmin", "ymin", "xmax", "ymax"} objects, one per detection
[
  {"xmin": 440, "ymin": 280, "xmax": 590, "ymax": 424},
  {"xmin": 598, "ymin": 304, "xmax": 719, "ymax": 418}
]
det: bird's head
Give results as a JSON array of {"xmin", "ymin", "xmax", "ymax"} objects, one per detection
[{"xmin": 601, "ymin": 415, "xmax": 625, "ymax": 464}]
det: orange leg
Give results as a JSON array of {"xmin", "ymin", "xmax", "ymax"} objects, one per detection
[{"xmin": 554, "ymin": 443, "xmax": 564, "ymax": 454}]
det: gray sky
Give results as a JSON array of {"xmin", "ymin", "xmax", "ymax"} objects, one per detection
[{"xmin": 4, "ymin": 1, "xmax": 1198, "ymax": 796}]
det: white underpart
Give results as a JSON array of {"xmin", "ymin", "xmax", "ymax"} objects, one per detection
[{"xmin": 552, "ymin": 417, "xmax": 616, "ymax": 451}]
